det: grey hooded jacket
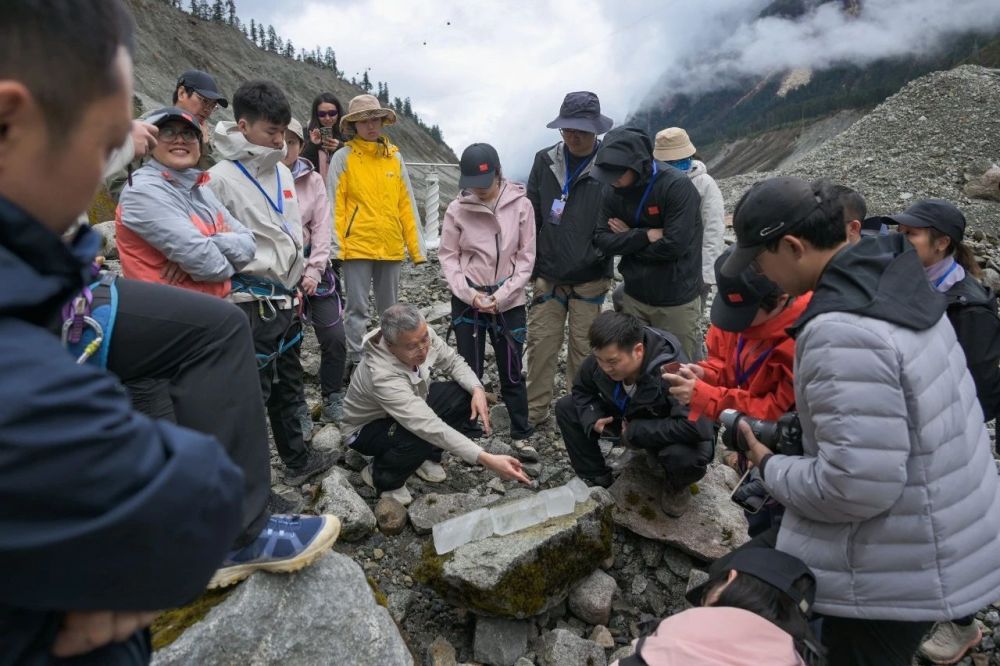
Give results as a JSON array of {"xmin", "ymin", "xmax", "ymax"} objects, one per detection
[{"xmin": 762, "ymin": 234, "xmax": 1000, "ymax": 621}]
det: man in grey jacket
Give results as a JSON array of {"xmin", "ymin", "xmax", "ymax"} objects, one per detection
[{"xmin": 722, "ymin": 176, "xmax": 1000, "ymax": 666}]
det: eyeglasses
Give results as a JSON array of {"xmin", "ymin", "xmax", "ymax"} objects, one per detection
[
  {"xmin": 192, "ymin": 91, "xmax": 219, "ymax": 112},
  {"xmin": 559, "ymin": 128, "xmax": 594, "ymax": 138},
  {"xmin": 392, "ymin": 337, "xmax": 432, "ymax": 357},
  {"xmin": 160, "ymin": 126, "xmax": 200, "ymax": 143},
  {"xmin": 317, "ymin": 110, "xmax": 339, "ymax": 118}
]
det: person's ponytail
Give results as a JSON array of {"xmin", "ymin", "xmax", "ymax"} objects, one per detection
[{"xmin": 929, "ymin": 228, "xmax": 981, "ymax": 277}]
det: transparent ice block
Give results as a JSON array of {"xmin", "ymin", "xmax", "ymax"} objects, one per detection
[
  {"xmin": 490, "ymin": 495, "xmax": 549, "ymax": 536},
  {"xmin": 433, "ymin": 507, "xmax": 494, "ymax": 555},
  {"xmin": 539, "ymin": 486, "xmax": 575, "ymax": 518},
  {"xmin": 566, "ymin": 477, "xmax": 592, "ymax": 503}
]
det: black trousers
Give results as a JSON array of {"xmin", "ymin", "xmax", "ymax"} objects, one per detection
[
  {"xmin": 350, "ymin": 381, "xmax": 471, "ymax": 491},
  {"xmin": 306, "ymin": 275, "xmax": 347, "ymax": 397},
  {"xmin": 234, "ymin": 302, "xmax": 309, "ymax": 469},
  {"xmin": 451, "ymin": 297, "xmax": 531, "ymax": 438},
  {"xmin": 555, "ymin": 394, "xmax": 712, "ymax": 488},
  {"xmin": 820, "ymin": 615, "xmax": 933, "ymax": 666},
  {"xmin": 105, "ymin": 278, "xmax": 269, "ymax": 549}
]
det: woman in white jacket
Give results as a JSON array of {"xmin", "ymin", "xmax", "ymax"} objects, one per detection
[{"xmin": 653, "ymin": 128, "xmax": 725, "ymax": 307}]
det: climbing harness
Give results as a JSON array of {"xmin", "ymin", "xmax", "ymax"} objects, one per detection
[
  {"xmin": 231, "ymin": 273, "xmax": 303, "ymax": 371},
  {"xmin": 448, "ymin": 278, "xmax": 527, "ymax": 385},
  {"xmin": 61, "ymin": 272, "xmax": 118, "ymax": 368},
  {"xmin": 529, "ymin": 283, "xmax": 606, "ymax": 310}
]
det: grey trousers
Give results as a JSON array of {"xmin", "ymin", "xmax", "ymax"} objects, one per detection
[{"xmin": 343, "ymin": 259, "xmax": 402, "ymax": 362}]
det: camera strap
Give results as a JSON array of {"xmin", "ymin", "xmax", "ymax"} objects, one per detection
[{"xmin": 734, "ymin": 336, "xmax": 775, "ymax": 387}]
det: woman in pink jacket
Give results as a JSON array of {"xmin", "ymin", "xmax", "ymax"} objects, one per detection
[
  {"xmin": 439, "ymin": 143, "xmax": 536, "ymax": 440},
  {"xmin": 283, "ymin": 119, "xmax": 347, "ymax": 429}
]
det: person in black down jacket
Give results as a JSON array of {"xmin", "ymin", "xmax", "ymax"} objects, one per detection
[{"xmin": 592, "ymin": 127, "xmax": 704, "ymax": 360}]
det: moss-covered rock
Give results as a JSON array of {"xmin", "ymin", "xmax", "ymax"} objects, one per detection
[
  {"xmin": 414, "ymin": 489, "xmax": 615, "ymax": 619},
  {"xmin": 150, "ymin": 587, "xmax": 234, "ymax": 650}
]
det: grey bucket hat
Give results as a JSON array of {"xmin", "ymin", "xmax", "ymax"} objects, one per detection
[{"xmin": 546, "ymin": 91, "xmax": 613, "ymax": 134}]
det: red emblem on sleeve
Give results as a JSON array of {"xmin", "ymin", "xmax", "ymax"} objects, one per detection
[
  {"xmin": 283, "ymin": 189, "xmax": 294, "ymax": 199},
  {"xmin": 647, "ymin": 206, "xmax": 660, "ymax": 215}
]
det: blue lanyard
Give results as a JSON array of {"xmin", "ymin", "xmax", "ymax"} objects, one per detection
[
  {"xmin": 932, "ymin": 260, "xmax": 959, "ymax": 289},
  {"xmin": 562, "ymin": 146, "xmax": 594, "ymax": 199},
  {"xmin": 734, "ymin": 336, "xmax": 775, "ymax": 388},
  {"xmin": 234, "ymin": 160, "xmax": 284, "ymax": 215},
  {"xmin": 612, "ymin": 382, "xmax": 631, "ymax": 413},
  {"xmin": 634, "ymin": 162, "xmax": 660, "ymax": 225}
]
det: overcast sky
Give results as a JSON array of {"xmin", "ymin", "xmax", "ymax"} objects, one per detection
[{"xmin": 235, "ymin": 0, "xmax": 1000, "ymax": 177}]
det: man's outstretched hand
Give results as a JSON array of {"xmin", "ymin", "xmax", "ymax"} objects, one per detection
[
  {"xmin": 52, "ymin": 610, "xmax": 159, "ymax": 658},
  {"xmin": 479, "ymin": 451, "xmax": 532, "ymax": 485},
  {"xmin": 470, "ymin": 387, "xmax": 492, "ymax": 436}
]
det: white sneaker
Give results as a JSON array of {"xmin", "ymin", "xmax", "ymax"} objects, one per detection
[
  {"xmin": 360, "ymin": 464, "xmax": 375, "ymax": 489},
  {"xmin": 381, "ymin": 484, "xmax": 413, "ymax": 506},
  {"xmin": 919, "ymin": 620, "xmax": 982, "ymax": 664},
  {"xmin": 415, "ymin": 459, "xmax": 447, "ymax": 483}
]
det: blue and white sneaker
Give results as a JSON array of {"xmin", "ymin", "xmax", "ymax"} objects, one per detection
[{"xmin": 207, "ymin": 514, "xmax": 341, "ymax": 589}]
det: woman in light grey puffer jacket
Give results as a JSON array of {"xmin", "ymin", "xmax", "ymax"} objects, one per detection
[{"xmin": 760, "ymin": 232, "xmax": 1000, "ymax": 623}]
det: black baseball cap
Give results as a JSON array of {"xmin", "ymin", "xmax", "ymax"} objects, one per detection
[
  {"xmin": 722, "ymin": 177, "xmax": 822, "ymax": 278},
  {"xmin": 685, "ymin": 546, "xmax": 817, "ymax": 615},
  {"xmin": 860, "ymin": 217, "xmax": 890, "ymax": 237},
  {"xmin": 711, "ymin": 247, "xmax": 784, "ymax": 332},
  {"xmin": 882, "ymin": 199, "xmax": 967, "ymax": 244},
  {"xmin": 176, "ymin": 69, "xmax": 228, "ymax": 108},
  {"xmin": 146, "ymin": 106, "xmax": 202, "ymax": 138},
  {"xmin": 459, "ymin": 143, "xmax": 501, "ymax": 189}
]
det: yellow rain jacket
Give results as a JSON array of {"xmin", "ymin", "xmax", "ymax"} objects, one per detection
[{"xmin": 326, "ymin": 136, "xmax": 425, "ymax": 263}]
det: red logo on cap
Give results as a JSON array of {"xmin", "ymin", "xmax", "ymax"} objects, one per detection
[
  {"xmin": 647, "ymin": 206, "xmax": 660, "ymax": 215},
  {"xmin": 283, "ymin": 189, "xmax": 294, "ymax": 199},
  {"xmin": 727, "ymin": 292, "xmax": 744, "ymax": 304},
  {"xmin": 478, "ymin": 163, "xmax": 490, "ymax": 173}
]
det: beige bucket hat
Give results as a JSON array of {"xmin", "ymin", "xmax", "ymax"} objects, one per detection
[
  {"xmin": 653, "ymin": 127, "xmax": 696, "ymax": 161},
  {"xmin": 340, "ymin": 94, "xmax": 397, "ymax": 132},
  {"xmin": 286, "ymin": 117, "xmax": 304, "ymax": 141}
]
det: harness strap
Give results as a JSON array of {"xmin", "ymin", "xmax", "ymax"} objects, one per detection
[{"xmin": 530, "ymin": 284, "xmax": 605, "ymax": 309}]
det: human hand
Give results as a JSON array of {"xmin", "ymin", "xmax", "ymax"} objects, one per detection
[
  {"xmin": 472, "ymin": 293, "xmax": 497, "ymax": 313},
  {"xmin": 646, "ymin": 227, "xmax": 664, "ymax": 243},
  {"xmin": 160, "ymin": 261, "xmax": 188, "ymax": 285},
  {"xmin": 663, "ymin": 367, "xmax": 698, "ymax": 406},
  {"xmin": 52, "ymin": 610, "xmax": 159, "ymax": 658},
  {"xmin": 309, "ymin": 128, "xmax": 322, "ymax": 145},
  {"xmin": 130, "ymin": 121, "xmax": 159, "ymax": 159},
  {"xmin": 593, "ymin": 415, "xmax": 614, "ymax": 435},
  {"xmin": 680, "ymin": 362, "xmax": 705, "ymax": 379},
  {"xmin": 478, "ymin": 451, "xmax": 531, "ymax": 485},
  {"xmin": 322, "ymin": 137, "xmax": 341, "ymax": 151},
  {"xmin": 470, "ymin": 387, "xmax": 492, "ymax": 436},
  {"xmin": 608, "ymin": 218, "xmax": 630, "ymax": 234},
  {"xmin": 301, "ymin": 275, "xmax": 318, "ymax": 296},
  {"xmin": 738, "ymin": 420, "xmax": 772, "ymax": 468}
]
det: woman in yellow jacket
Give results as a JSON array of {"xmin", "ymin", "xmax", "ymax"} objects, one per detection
[{"xmin": 327, "ymin": 94, "xmax": 426, "ymax": 371}]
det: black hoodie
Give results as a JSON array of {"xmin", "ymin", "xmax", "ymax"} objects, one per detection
[
  {"xmin": 789, "ymin": 233, "xmax": 946, "ymax": 337},
  {"xmin": 593, "ymin": 127, "xmax": 703, "ymax": 306},
  {"xmin": 945, "ymin": 274, "xmax": 1000, "ymax": 423}
]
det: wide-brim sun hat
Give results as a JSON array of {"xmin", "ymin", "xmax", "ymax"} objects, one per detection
[
  {"xmin": 546, "ymin": 91, "xmax": 614, "ymax": 135},
  {"xmin": 654, "ymin": 127, "xmax": 696, "ymax": 161},
  {"xmin": 340, "ymin": 94, "xmax": 397, "ymax": 132},
  {"xmin": 286, "ymin": 117, "xmax": 305, "ymax": 142}
]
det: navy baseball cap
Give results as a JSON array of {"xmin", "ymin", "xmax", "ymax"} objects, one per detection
[
  {"xmin": 722, "ymin": 177, "xmax": 822, "ymax": 278},
  {"xmin": 686, "ymin": 546, "xmax": 817, "ymax": 615},
  {"xmin": 883, "ymin": 199, "xmax": 966, "ymax": 245},
  {"xmin": 711, "ymin": 248, "xmax": 784, "ymax": 332},
  {"xmin": 146, "ymin": 106, "xmax": 202, "ymax": 137},
  {"xmin": 459, "ymin": 143, "xmax": 501, "ymax": 189},
  {"xmin": 177, "ymin": 69, "xmax": 228, "ymax": 108}
]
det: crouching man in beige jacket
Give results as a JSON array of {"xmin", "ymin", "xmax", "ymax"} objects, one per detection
[{"xmin": 342, "ymin": 303, "xmax": 532, "ymax": 505}]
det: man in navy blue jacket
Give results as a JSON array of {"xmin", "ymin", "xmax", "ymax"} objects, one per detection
[{"xmin": 0, "ymin": 3, "xmax": 338, "ymax": 664}]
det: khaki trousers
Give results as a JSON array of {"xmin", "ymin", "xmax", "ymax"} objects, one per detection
[
  {"xmin": 621, "ymin": 291, "xmax": 703, "ymax": 361},
  {"xmin": 524, "ymin": 277, "xmax": 610, "ymax": 425}
]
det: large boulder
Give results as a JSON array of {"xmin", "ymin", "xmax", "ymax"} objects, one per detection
[
  {"xmin": 91, "ymin": 220, "xmax": 117, "ymax": 260},
  {"xmin": 152, "ymin": 552, "xmax": 412, "ymax": 665},
  {"xmin": 609, "ymin": 463, "xmax": 748, "ymax": 561},
  {"xmin": 407, "ymin": 492, "xmax": 492, "ymax": 535},
  {"xmin": 415, "ymin": 489, "xmax": 615, "ymax": 619},
  {"xmin": 568, "ymin": 569, "xmax": 618, "ymax": 626},
  {"xmin": 315, "ymin": 468, "xmax": 376, "ymax": 541}
]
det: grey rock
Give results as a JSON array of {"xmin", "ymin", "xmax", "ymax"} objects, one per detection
[
  {"xmin": 152, "ymin": 552, "xmax": 412, "ymax": 665},
  {"xmin": 523, "ymin": 462, "xmax": 543, "ymax": 478},
  {"xmin": 538, "ymin": 629, "xmax": 607, "ymax": 666},
  {"xmin": 490, "ymin": 404, "xmax": 512, "ymax": 432},
  {"xmin": 568, "ymin": 569, "xmax": 618, "ymax": 626},
  {"xmin": 630, "ymin": 575, "xmax": 648, "ymax": 596},
  {"xmin": 685, "ymin": 569, "xmax": 710, "ymax": 606},
  {"xmin": 662, "ymin": 549, "xmax": 692, "ymax": 578},
  {"xmin": 387, "ymin": 589, "xmax": 414, "ymax": 623},
  {"xmin": 984, "ymin": 609, "xmax": 1000, "ymax": 627},
  {"xmin": 343, "ymin": 447, "xmax": 369, "ymax": 471},
  {"xmin": 981, "ymin": 268, "xmax": 1000, "ymax": 294},
  {"xmin": 609, "ymin": 644, "xmax": 636, "ymax": 663},
  {"xmin": 554, "ymin": 617, "xmax": 586, "ymax": 637},
  {"xmin": 590, "ymin": 625, "xmax": 615, "ymax": 649},
  {"xmin": 474, "ymin": 617, "xmax": 532, "ymax": 666},
  {"xmin": 407, "ymin": 492, "xmax": 491, "ymax": 535},
  {"xmin": 483, "ymin": 439, "xmax": 517, "ymax": 457},
  {"xmin": 375, "ymin": 497, "xmax": 408, "ymax": 536},
  {"xmin": 426, "ymin": 635, "xmax": 457, "ymax": 666},
  {"xmin": 513, "ymin": 659, "xmax": 534, "ymax": 666},
  {"xmin": 315, "ymin": 468, "xmax": 376, "ymax": 541},
  {"xmin": 609, "ymin": 463, "xmax": 748, "ymax": 561},
  {"xmin": 422, "ymin": 301, "xmax": 452, "ymax": 324},
  {"xmin": 311, "ymin": 424, "xmax": 342, "ymax": 453},
  {"xmin": 638, "ymin": 540, "xmax": 664, "ymax": 568},
  {"xmin": 92, "ymin": 221, "xmax": 118, "ymax": 260},
  {"xmin": 420, "ymin": 490, "xmax": 614, "ymax": 618}
]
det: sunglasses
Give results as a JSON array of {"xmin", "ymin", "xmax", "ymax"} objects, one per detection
[{"xmin": 317, "ymin": 110, "xmax": 339, "ymax": 118}]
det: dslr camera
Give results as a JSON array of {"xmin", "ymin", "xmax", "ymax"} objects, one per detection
[{"xmin": 719, "ymin": 409, "xmax": 803, "ymax": 456}]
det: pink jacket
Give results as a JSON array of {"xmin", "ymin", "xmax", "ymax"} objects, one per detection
[
  {"xmin": 610, "ymin": 607, "xmax": 807, "ymax": 666},
  {"xmin": 290, "ymin": 157, "xmax": 332, "ymax": 284},
  {"xmin": 439, "ymin": 180, "xmax": 536, "ymax": 312}
]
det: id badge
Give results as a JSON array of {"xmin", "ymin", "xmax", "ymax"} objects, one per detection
[{"xmin": 549, "ymin": 198, "xmax": 565, "ymax": 224}]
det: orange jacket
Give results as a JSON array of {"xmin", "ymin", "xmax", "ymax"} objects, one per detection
[{"xmin": 689, "ymin": 292, "xmax": 812, "ymax": 421}]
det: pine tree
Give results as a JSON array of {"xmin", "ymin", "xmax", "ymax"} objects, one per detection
[
  {"xmin": 189, "ymin": 0, "xmax": 199, "ymax": 16},
  {"xmin": 284, "ymin": 40, "xmax": 295, "ymax": 58},
  {"xmin": 429, "ymin": 125, "xmax": 443, "ymax": 142},
  {"xmin": 361, "ymin": 71, "xmax": 372, "ymax": 93},
  {"xmin": 266, "ymin": 25, "xmax": 277, "ymax": 52},
  {"xmin": 323, "ymin": 47, "xmax": 335, "ymax": 71},
  {"xmin": 211, "ymin": 0, "xmax": 224, "ymax": 21},
  {"xmin": 226, "ymin": 0, "xmax": 237, "ymax": 25},
  {"xmin": 402, "ymin": 97, "xmax": 412, "ymax": 117},
  {"xmin": 392, "ymin": 97, "xmax": 403, "ymax": 113},
  {"xmin": 249, "ymin": 19, "xmax": 256, "ymax": 43},
  {"xmin": 275, "ymin": 36, "xmax": 284, "ymax": 53},
  {"xmin": 351, "ymin": 77, "xmax": 357, "ymax": 87}
]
